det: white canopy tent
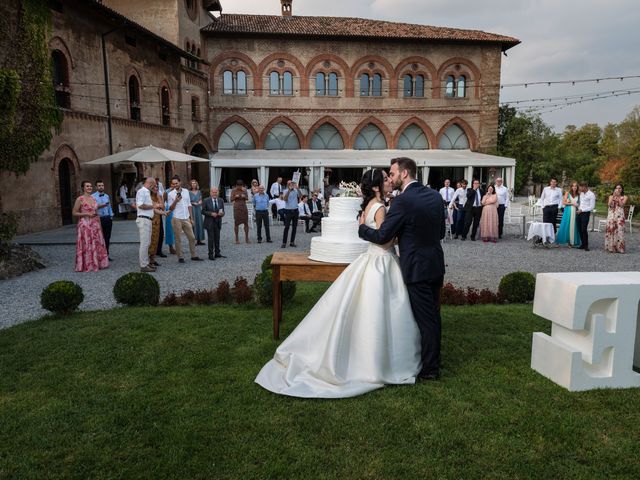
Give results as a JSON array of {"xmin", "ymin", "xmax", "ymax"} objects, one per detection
[
  {"xmin": 87, "ymin": 145, "xmax": 209, "ymax": 165},
  {"xmin": 209, "ymin": 149, "xmax": 516, "ymax": 193}
]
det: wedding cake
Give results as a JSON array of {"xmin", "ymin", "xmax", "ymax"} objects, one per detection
[{"xmin": 309, "ymin": 196, "xmax": 369, "ymax": 263}]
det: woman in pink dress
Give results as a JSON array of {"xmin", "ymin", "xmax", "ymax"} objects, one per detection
[
  {"xmin": 73, "ymin": 180, "xmax": 109, "ymax": 272},
  {"xmin": 480, "ymin": 184, "xmax": 499, "ymax": 243}
]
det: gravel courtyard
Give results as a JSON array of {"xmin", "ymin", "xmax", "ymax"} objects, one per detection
[{"xmin": 1, "ymin": 208, "xmax": 638, "ymax": 329}]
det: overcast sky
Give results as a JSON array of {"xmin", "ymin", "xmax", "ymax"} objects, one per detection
[{"xmin": 221, "ymin": 0, "xmax": 640, "ymax": 131}]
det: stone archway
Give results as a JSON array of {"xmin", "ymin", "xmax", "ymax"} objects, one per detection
[
  {"xmin": 58, "ymin": 158, "xmax": 75, "ymax": 225},
  {"xmin": 190, "ymin": 143, "xmax": 210, "ymax": 188}
]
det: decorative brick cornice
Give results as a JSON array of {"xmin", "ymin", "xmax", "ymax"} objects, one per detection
[
  {"xmin": 210, "ymin": 106, "xmax": 481, "ymax": 115},
  {"xmin": 111, "ymin": 116, "xmax": 185, "ymax": 134}
]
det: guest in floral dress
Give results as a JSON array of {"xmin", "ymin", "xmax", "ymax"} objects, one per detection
[
  {"xmin": 148, "ymin": 183, "xmax": 167, "ymax": 267},
  {"xmin": 73, "ymin": 181, "xmax": 109, "ymax": 272},
  {"xmin": 605, "ymin": 183, "xmax": 627, "ymax": 253},
  {"xmin": 189, "ymin": 179, "xmax": 205, "ymax": 245},
  {"xmin": 479, "ymin": 184, "xmax": 499, "ymax": 243}
]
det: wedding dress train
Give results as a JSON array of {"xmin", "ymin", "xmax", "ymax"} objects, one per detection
[{"xmin": 255, "ymin": 203, "xmax": 421, "ymax": 398}]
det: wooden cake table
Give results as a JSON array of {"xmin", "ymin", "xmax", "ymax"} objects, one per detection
[{"xmin": 270, "ymin": 252, "xmax": 348, "ymax": 340}]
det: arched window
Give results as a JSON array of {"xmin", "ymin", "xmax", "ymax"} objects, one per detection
[
  {"xmin": 445, "ymin": 75, "xmax": 455, "ymax": 98},
  {"xmin": 264, "ymin": 122, "xmax": 300, "ymax": 150},
  {"xmin": 269, "ymin": 71, "xmax": 294, "ymax": 96},
  {"xmin": 316, "ymin": 72, "xmax": 339, "ymax": 97},
  {"xmin": 438, "ymin": 124, "xmax": 469, "ymax": 149},
  {"xmin": 398, "ymin": 124, "xmax": 428, "ymax": 149},
  {"xmin": 354, "ymin": 124, "xmax": 387, "ymax": 150},
  {"xmin": 360, "ymin": 73, "xmax": 370, "ymax": 96},
  {"xmin": 372, "ymin": 74, "xmax": 382, "ymax": 97},
  {"xmin": 219, "ymin": 122, "xmax": 255, "ymax": 150},
  {"xmin": 456, "ymin": 76, "xmax": 466, "ymax": 98},
  {"xmin": 128, "ymin": 75, "xmax": 141, "ymax": 121},
  {"xmin": 403, "ymin": 74, "xmax": 425, "ymax": 98},
  {"xmin": 223, "ymin": 70, "xmax": 233, "ymax": 95},
  {"xmin": 328, "ymin": 73, "xmax": 338, "ymax": 96},
  {"xmin": 237, "ymin": 71, "xmax": 247, "ymax": 95},
  {"xmin": 403, "ymin": 74, "xmax": 413, "ymax": 97},
  {"xmin": 223, "ymin": 70, "xmax": 247, "ymax": 95},
  {"xmin": 316, "ymin": 72, "xmax": 326, "ymax": 96},
  {"xmin": 51, "ymin": 50, "xmax": 70, "ymax": 108},
  {"xmin": 310, "ymin": 123, "xmax": 344, "ymax": 149},
  {"xmin": 415, "ymin": 75, "xmax": 425, "ymax": 97},
  {"xmin": 269, "ymin": 72, "xmax": 279, "ymax": 95},
  {"xmin": 161, "ymin": 86, "xmax": 170, "ymax": 126},
  {"xmin": 282, "ymin": 71, "xmax": 293, "ymax": 95}
]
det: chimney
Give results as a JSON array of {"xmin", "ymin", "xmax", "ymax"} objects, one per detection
[{"xmin": 281, "ymin": 0, "xmax": 292, "ymax": 16}]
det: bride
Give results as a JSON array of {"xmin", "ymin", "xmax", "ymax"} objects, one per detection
[{"xmin": 255, "ymin": 169, "xmax": 421, "ymax": 398}]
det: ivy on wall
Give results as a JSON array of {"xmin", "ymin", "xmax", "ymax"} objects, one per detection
[{"xmin": 0, "ymin": 0, "xmax": 63, "ymax": 175}]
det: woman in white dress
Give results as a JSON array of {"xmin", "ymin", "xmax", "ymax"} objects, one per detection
[{"xmin": 255, "ymin": 169, "xmax": 421, "ymax": 398}]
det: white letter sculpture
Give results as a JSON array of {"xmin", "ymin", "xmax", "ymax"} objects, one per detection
[{"xmin": 531, "ymin": 272, "xmax": 640, "ymax": 391}]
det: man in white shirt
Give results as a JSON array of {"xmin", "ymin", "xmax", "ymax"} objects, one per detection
[
  {"xmin": 135, "ymin": 177, "xmax": 157, "ymax": 272},
  {"xmin": 270, "ymin": 177, "xmax": 283, "ymax": 219},
  {"xmin": 494, "ymin": 177, "xmax": 510, "ymax": 239},
  {"xmin": 439, "ymin": 179, "xmax": 455, "ymax": 207},
  {"xmin": 538, "ymin": 177, "xmax": 563, "ymax": 231},
  {"xmin": 298, "ymin": 194, "xmax": 313, "ymax": 232},
  {"xmin": 448, "ymin": 179, "xmax": 468, "ymax": 239},
  {"xmin": 439, "ymin": 179, "xmax": 455, "ymax": 230},
  {"xmin": 268, "ymin": 193, "xmax": 286, "ymax": 222},
  {"xmin": 168, "ymin": 176, "xmax": 202, "ymax": 263},
  {"xmin": 577, "ymin": 181, "xmax": 596, "ymax": 251}
]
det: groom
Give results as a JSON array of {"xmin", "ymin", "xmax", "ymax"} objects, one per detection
[{"xmin": 358, "ymin": 157, "xmax": 446, "ymax": 380}]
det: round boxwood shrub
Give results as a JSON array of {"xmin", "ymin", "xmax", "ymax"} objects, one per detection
[
  {"xmin": 261, "ymin": 254, "xmax": 274, "ymax": 273},
  {"xmin": 113, "ymin": 272, "xmax": 160, "ymax": 306},
  {"xmin": 41, "ymin": 280, "xmax": 84, "ymax": 315},
  {"xmin": 498, "ymin": 271, "xmax": 536, "ymax": 303},
  {"xmin": 254, "ymin": 269, "xmax": 296, "ymax": 306}
]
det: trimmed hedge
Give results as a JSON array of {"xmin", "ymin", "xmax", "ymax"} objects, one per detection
[
  {"xmin": 254, "ymin": 254, "xmax": 296, "ymax": 306},
  {"xmin": 113, "ymin": 272, "xmax": 160, "ymax": 306},
  {"xmin": 41, "ymin": 281, "xmax": 84, "ymax": 314},
  {"xmin": 498, "ymin": 271, "xmax": 536, "ymax": 303}
]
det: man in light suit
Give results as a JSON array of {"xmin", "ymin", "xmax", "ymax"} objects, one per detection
[{"xmin": 202, "ymin": 187, "xmax": 226, "ymax": 260}]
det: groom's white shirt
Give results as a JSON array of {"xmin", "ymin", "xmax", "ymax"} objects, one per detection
[{"xmin": 402, "ymin": 180, "xmax": 418, "ymax": 193}]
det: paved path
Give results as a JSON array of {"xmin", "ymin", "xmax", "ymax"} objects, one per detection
[{"xmin": 2, "ymin": 203, "xmax": 638, "ymax": 329}]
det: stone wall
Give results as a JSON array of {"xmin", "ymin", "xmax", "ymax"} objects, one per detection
[{"xmin": 0, "ymin": 1, "xmax": 208, "ymax": 234}]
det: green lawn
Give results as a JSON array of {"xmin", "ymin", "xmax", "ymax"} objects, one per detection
[{"xmin": 1, "ymin": 283, "xmax": 640, "ymax": 479}]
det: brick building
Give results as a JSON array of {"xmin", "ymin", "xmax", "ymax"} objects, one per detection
[{"xmin": 1, "ymin": 0, "xmax": 519, "ymax": 233}]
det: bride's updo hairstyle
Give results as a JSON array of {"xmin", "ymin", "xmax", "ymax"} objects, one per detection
[{"xmin": 360, "ymin": 168, "xmax": 386, "ymax": 215}]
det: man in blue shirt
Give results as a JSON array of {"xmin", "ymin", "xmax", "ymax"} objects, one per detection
[
  {"xmin": 282, "ymin": 181, "xmax": 300, "ymax": 248},
  {"xmin": 92, "ymin": 180, "xmax": 114, "ymax": 259},
  {"xmin": 252, "ymin": 184, "xmax": 272, "ymax": 243}
]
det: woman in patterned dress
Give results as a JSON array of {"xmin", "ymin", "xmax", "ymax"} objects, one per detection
[
  {"xmin": 605, "ymin": 183, "xmax": 627, "ymax": 253},
  {"xmin": 73, "ymin": 181, "xmax": 109, "ymax": 272},
  {"xmin": 189, "ymin": 179, "xmax": 205, "ymax": 245}
]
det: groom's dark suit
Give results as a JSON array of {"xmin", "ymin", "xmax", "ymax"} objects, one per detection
[{"xmin": 358, "ymin": 181, "xmax": 446, "ymax": 377}]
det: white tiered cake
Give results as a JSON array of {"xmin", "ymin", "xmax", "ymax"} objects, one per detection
[{"xmin": 309, "ymin": 196, "xmax": 369, "ymax": 263}]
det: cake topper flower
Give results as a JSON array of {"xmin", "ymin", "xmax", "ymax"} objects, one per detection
[{"xmin": 338, "ymin": 181, "xmax": 362, "ymax": 197}]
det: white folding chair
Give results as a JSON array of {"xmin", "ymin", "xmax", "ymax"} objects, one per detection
[{"xmin": 627, "ymin": 205, "xmax": 635, "ymax": 233}]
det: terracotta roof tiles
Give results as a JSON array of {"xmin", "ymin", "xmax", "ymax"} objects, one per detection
[{"xmin": 202, "ymin": 14, "xmax": 520, "ymax": 50}]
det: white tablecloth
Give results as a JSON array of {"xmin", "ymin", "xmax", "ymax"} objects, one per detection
[{"xmin": 527, "ymin": 222, "xmax": 555, "ymax": 244}]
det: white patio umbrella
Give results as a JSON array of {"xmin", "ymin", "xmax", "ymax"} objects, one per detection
[{"xmin": 86, "ymin": 145, "xmax": 209, "ymax": 165}]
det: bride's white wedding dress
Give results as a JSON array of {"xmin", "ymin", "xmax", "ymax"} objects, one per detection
[{"xmin": 255, "ymin": 202, "xmax": 421, "ymax": 398}]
